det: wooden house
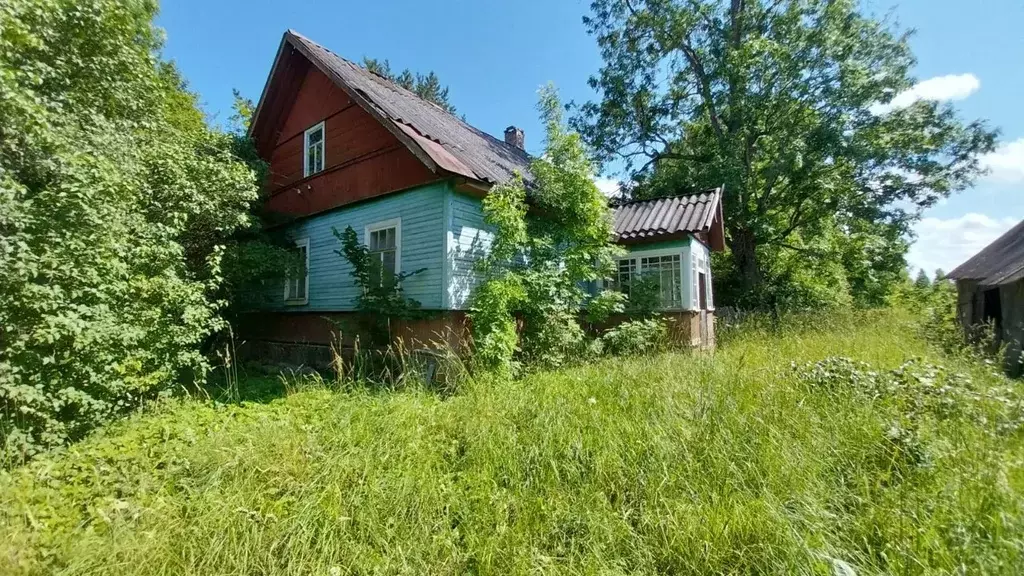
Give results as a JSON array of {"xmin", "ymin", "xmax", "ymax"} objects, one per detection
[
  {"xmin": 947, "ymin": 219, "xmax": 1024, "ymax": 376},
  {"xmin": 241, "ymin": 30, "xmax": 725, "ymax": 363}
]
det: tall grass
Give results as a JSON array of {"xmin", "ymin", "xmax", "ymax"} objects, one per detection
[{"xmin": 2, "ymin": 310, "xmax": 1022, "ymax": 574}]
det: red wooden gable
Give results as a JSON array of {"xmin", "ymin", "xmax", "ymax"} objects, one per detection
[{"xmin": 251, "ymin": 43, "xmax": 437, "ymax": 218}]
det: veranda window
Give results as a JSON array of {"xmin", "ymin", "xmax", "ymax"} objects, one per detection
[
  {"xmin": 605, "ymin": 253, "xmax": 682, "ymax": 309},
  {"xmin": 639, "ymin": 254, "xmax": 682, "ymax": 309},
  {"xmin": 608, "ymin": 258, "xmax": 636, "ymax": 297}
]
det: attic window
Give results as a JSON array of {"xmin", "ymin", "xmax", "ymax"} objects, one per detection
[{"xmin": 303, "ymin": 121, "xmax": 325, "ymax": 177}]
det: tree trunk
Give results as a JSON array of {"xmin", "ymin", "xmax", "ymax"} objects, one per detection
[{"xmin": 728, "ymin": 226, "xmax": 762, "ymax": 302}]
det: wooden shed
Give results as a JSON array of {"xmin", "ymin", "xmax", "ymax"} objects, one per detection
[{"xmin": 947, "ymin": 219, "xmax": 1024, "ymax": 376}]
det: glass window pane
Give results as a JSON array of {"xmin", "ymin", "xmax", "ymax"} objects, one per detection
[
  {"xmin": 383, "ymin": 250, "xmax": 396, "ymax": 276},
  {"xmin": 305, "ymin": 125, "xmax": 324, "ymax": 176}
]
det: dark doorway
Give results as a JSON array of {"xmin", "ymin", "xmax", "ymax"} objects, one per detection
[{"xmin": 982, "ymin": 287, "xmax": 1002, "ymax": 330}]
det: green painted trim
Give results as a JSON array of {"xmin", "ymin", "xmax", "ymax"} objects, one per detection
[{"xmin": 623, "ymin": 237, "xmax": 691, "ymax": 253}]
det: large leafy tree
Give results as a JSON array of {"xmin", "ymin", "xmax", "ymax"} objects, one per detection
[
  {"xmin": 575, "ymin": 0, "xmax": 996, "ymax": 306},
  {"xmin": 0, "ymin": 0, "xmax": 262, "ymax": 459}
]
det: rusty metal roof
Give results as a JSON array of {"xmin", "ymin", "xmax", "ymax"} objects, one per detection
[
  {"xmin": 279, "ymin": 31, "xmax": 532, "ymax": 186},
  {"xmin": 947, "ymin": 219, "xmax": 1024, "ymax": 286},
  {"xmin": 611, "ymin": 188, "xmax": 723, "ymax": 244}
]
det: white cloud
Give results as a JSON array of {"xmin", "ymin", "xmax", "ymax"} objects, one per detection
[
  {"xmin": 906, "ymin": 212, "xmax": 1017, "ymax": 275},
  {"xmin": 871, "ymin": 73, "xmax": 980, "ymax": 114},
  {"xmin": 593, "ymin": 177, "xmax": 621, "ymax": 198},
  {"xmin": 980, "ymin": 137, "xmax": 1024, "ymax": 183}
]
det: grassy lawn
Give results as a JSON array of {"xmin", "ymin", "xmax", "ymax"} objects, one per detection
[{"xmin": 2, "ymin": 311, "xmax": 1023, "ymax": 574}]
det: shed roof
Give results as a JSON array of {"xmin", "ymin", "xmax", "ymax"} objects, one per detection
[
  {"xmin": 947, "ymin": 219, "xmax": 1024, "ymax": 286},
  {"xmin": 250, "ymin": 30, "xmax": 532, "ymax": 187},
  {"xmin": 611, "ymin": 188, "xmax": 724, "ymax": 249}
]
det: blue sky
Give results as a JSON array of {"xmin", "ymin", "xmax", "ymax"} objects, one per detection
[{"xmin": 157, "ymin": 0, "xmax": 1023, "ymax": 275}]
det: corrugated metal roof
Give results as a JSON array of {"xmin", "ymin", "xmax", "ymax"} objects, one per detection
[
  {"xmin": 611, "ymin": 188, "xmax": 723, "ymax": 242},
  {"xmin": 947, "ymin": 219, "xmax": 1024, "ymax": 286},
  {"xmin": 286, "ymin": 31, "xmax": 532, "ymax": 186}
]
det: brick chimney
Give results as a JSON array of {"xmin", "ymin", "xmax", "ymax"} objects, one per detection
[{"xmin": 504, "ymin": 126, "xmax": 525, "ymax": 150}]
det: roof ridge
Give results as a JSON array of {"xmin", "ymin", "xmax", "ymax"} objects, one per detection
[
  {"xmin": 289, "ymin": 31, "xmax": 528, "ymax": 159},
  {"xmin": 947, "ymin": 217, "xmax": 1024, "ymax": 282}
]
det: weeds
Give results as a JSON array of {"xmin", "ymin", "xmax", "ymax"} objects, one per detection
[{"xmin": 1, "ymin": 310, "xmax": 1022, "ymax": 574}]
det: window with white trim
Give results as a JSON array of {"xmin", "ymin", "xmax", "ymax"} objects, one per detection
[
  {"xmin": 284, "ymin": 238, "xmax": 309, "ymax": 304},
  {"xmin": 690, "ymin": 251, "xmax": 701, "ymax": 310},
  {"xmin": 604, "ymin": 252, "xmax": 683, "ymax": 309},
  {"xmin": 303, "ymin": 122, "xmax": 325, "ymax": 177},
  {"xmin": 606, "ymin": 257, "xmax": 636, "ymax": 297},
  {"xmin": 704, "ymin": 255, "xmax": 714, "ymax": 310},
  {"xmin": 365, "ymin": 218, "xmax": 401, "ymax": 287},
  {"xmin": 640, "ymin": 254, "xmax": 682, "ymax": 309},
  {"xmin": 689, "ymin": 245, "xmax": 714, "ymax": 311}
]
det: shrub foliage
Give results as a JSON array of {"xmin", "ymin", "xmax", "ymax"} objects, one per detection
[
  {"xmin": 470, "ymin": 86, "xmax": 622, "ymax": 374},
  {"xmin": 333, "ymin": 225, "xmax": 425, "ymax": 346},
  {"xmin": 0, "ymin": 0, "xmax": 262, "ymax": 460}
]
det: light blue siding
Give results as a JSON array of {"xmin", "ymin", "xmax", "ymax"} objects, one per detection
[
  {"xmin": 273, "ymin": 183, "xmax": 447, "ymax": 311},
  {"xmin": 445, "ymin": 190, "xmax": 493, "ymax": 309},
  {"xmin": 268, "ymin": 181, "xmax": 713, "ymax": 314}
]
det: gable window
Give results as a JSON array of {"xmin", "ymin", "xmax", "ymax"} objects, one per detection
[
  {"xmin": 365, "ymin": 218, "xmax": 401, "ymax": 287},
  {"xmin": 303, "ymin": 121, "xmax": 325, "ymax": 177},
  {"xmin": 284, "ymin": 238, "xmax": 309, "ymax": 304}
]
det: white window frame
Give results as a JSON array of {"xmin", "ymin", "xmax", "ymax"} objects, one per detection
[
  {"xmin": 364, "ymin": 217, "xmax": 402, "ymax": 282},
  {"xmin": 687, "ymin": 241, "xmax": 715, "ymax": 312},
  {"xmin": 605, "ymin": 247, "xmax": 686, "ymax": 311},
  {"xmin": 303, "ymin": 121, "xmax": 325, "ymax": 177},
  {"xmin": 704, "ymin": 252, "xmax": 714, "ymax": 311},
  {"xmin": 283, "ymin": 238, "xmax": 310, "ymax": 305}
]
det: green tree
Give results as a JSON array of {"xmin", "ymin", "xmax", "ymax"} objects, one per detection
[
  {"xmin": 575, "ymin": 0, "xmax": 997, "ymax": 307},
  {"xmin": 362, "ymin": 58, "xmax": 457, "ymax": 115},
  {"xmin": 471, "ymin": 85, "xmax": 621, "ymax": 374},
  {"xmin": 228, "ymin": 88, "xmax": 256, "ymax": 133},
  {"xmin": 0, "ymin": 0, "xmax": 262, "ymax": 460},
  {"xmin": 915, "ymin": 268, "xmax": 933, "ymax": 290}
]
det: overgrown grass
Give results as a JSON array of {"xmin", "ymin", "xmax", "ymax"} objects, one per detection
[{"xmin": 3, "ymin": 310, "xmax": 1023, "ymax": 574}]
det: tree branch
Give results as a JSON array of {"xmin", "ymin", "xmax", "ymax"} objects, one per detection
[{"xmin": 679, "ymin": 39, "xmax": 726, "ymax": 141}]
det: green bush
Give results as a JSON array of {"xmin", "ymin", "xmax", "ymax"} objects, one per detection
[
  {"xmin": 470, "ymin": 86, "xmax": 620, "ymax": 374},
  {"xmin": 601, "ymin": 317, "xmax": 669, "ymax": 356},
  {"xmin": 0, "ymin": 0, "xmax": 261, "ymax": 461}
]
